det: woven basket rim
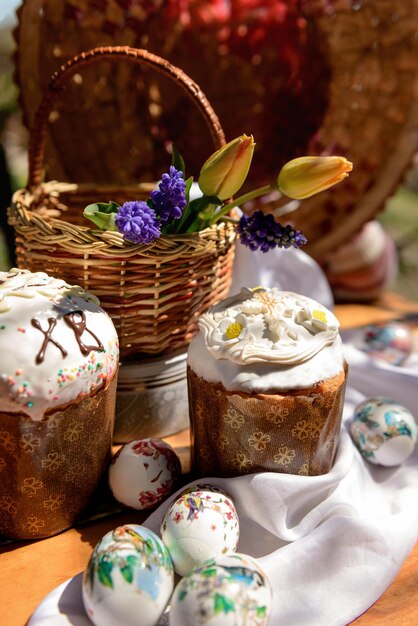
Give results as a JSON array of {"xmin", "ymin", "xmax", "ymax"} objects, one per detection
[{"xmin": 10, "ymin": 183, "xmax": 237, "ymax": 256}]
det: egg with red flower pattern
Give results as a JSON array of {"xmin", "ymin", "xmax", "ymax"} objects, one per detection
[
  {"xmin": 109, "ymin": 438, "xmax": 181, "ymax": 510},
  {"xmin": 160, "ymin": 484, "xmax": 240, "ymax": 576}
]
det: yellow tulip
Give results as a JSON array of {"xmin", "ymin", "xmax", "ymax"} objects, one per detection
[
  {"xmin": 277, "ymin": 156, "xmax": 353, "ymax": 200},
  {"xmin": 198, "ymin": 134, "xmax": 255, "ymax": 200}
]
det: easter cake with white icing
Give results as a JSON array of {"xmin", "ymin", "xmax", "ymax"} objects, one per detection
[
  {"xmin": 0, "ymin": 268, "xmax": 119, "ymax": 539},
  {"xmin": 188, "ymin": 287, "xmax": 347, "ymax": 477}
]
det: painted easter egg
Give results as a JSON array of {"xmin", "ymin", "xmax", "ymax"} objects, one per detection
[
  {"xmin": 359, "ymin": 322, "xmax": 413, "ymax": 366},
  {"xmin": 82, "ymin": 524, "xmax": 174, "ymax": 626},
  {"xmin": 160, "ymin": 484, "xmax": 240, "ymax": 576},
  {"xmin": 350, "ymin": 397, "xmax": 417, "ymax": 466},
  {"xmin": 169, "ymin": 552, "xmax": 272, "ymax": 626},
  {"xmin": 109, "ymin": 438, "xmax": 181, "ymax": 510}
]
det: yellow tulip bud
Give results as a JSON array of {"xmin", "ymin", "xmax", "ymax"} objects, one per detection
[
  {"xmin": 277, "ymin": 156, "xmax": 353, "ymax": 200},
  {"xmin": 198, "ymin": 134, "xmax": 255, "ymax": 200}
]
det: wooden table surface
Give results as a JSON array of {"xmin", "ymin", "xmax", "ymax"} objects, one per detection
[{"xmin": 1, "ymin": 294, "xmax": 418, "ymax": 626}]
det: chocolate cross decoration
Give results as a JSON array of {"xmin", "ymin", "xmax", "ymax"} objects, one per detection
[
  {"xmin": 31, "ymin": 318, "xmax": 68, "ymax": 364},
  {"xmin": 63, "ymin": 311, "xmax": 104, "ymax": 356},
  {"xmin": 31, "ymin": 310, "xmax": 104, "ymax": 364}
]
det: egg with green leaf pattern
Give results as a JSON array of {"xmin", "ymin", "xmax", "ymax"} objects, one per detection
[
  {"xmin": 82, "ymin": 524, "xmax": 174, "ymax": 626},
  {"xmin": 169, "ymin": 552, "xmax": 272, "ymax": 626}
]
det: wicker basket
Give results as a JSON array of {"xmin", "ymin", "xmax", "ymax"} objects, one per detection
[{"xmin": 8, "ymin": 46, "xmax": 236, "ymax": 357}]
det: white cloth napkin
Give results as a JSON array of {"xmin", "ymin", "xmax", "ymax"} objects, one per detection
[
  {"xmin": 230, "ymin": 242, "xmax": 334, "ymax": 310},
  {"xmin": 28, "ymin": 246, "xmax": 418, "ymax": 626}
]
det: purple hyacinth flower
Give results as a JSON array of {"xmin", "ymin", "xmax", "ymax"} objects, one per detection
[
  {"xmin": 238, "ymin": 210, "xmax": 307, "ymax": 253},
  {"xmin": 150, "ymin": 166, "xmax": 187, "ymax": 224},
  {"xmin": 115, "ymin": 201, "xmax": 161, "ymax": 245}
]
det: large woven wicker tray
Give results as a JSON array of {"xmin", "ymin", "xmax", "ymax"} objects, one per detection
[{"xmin": 13, "ymin": 0, "xmax": 418, "ymax": 259}]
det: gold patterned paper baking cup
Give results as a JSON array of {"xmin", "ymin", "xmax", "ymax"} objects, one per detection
[
  {"xmin": 188, "ymin": 364, "xmax": 347, "ymax": 478},
  {"xmin": 0, "ymin": 374, "xmax": 117, "ymax": 540}
]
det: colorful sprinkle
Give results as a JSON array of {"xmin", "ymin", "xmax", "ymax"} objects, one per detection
[
  {"xmin": 17, "ymin": 327, "xmax": 26, "ymax": 333},
  {"xmin": 0, "ymin": 325, "xmax": 5, "ymax": 330},
  {"xmin": 15, "ymin": 369, "xmax": 22, "ymax": 376}
]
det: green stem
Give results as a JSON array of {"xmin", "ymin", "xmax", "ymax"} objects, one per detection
[
  {"xmin": 221, "ymin": 216, "xmax": 240, "ymax": 224},
  {"xmin": 209, "ymin": 183, "xmax": 276, "ymax": 225}
]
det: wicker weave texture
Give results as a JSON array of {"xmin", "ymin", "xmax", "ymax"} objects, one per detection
[
  {"xmin": 11, "ymin": 183, "xmax": 236, "ymax": 356},
  {"xmin": 9, "ymin": 47, "xmax": 235, "ymax": 357},
  {"xmin": 13, "ymin": 0, "xmax": 418, "ymax": 258}
]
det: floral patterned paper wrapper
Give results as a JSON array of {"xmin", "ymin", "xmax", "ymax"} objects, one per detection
[
  {"xmin": 0, "ymin": 374, "xmax": 117, "ymax": 540},
  {"xmin": 188, "ymin": 363, "xmax": 348, "ymax": 477}
]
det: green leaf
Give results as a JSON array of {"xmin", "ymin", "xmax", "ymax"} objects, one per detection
[
  {"xmin": 167, "ymin": 176, "xmax": 194, "ymax": 235},
  {"xmin": 198, "ymin": 205, "xmax": 217, "ymax": 220},
  {"xmin": 201, "ymin": 567, "xmax": 218, "ymax": 578},
  {"xmin": 83, "ymin": 201, "xmax": 120, "ymax": 231},
  {"xmin": 184, "ymin": 196, "xmax": 220, "ymax": 233},
  {"xmin": 98, "ymin": 558, "xmax": 113, "ymax": 589},
  {"xmin": 213, "ymin": 593, "xmax": 224, "ymax": 615},
  {"xmin": 120, "ymin": 564, "xmax": 134, "ymax": 584},
  {"xmin": 145, "ymin": 538, "xmax": 155, "ymax": 553},
  {"xmin": 184, "ymin": 176, "xmax": 194, "ymax": 202},
  {"xmin": 213, "ymin": 593, "xmax": 235, "ymax": 615},
  {"xmin": 178, "ymin": 589, "xmax": 187, "ymax": 602},
  {"xmin": 171, "ymin": 144, "xmax": 186, "ymax": 176},
  {"xmin": 256, "ymin": 606, "xmax": 268, "ymax": 617},
  {"xmin": 224, "ymin": 597, "xmax": 235, "ymax": 613},
  {"xmin": 126, "ymin": 555, "xmax": 140, "ymax": 567}
]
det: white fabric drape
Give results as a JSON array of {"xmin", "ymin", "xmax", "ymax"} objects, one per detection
[{"xmin": 29, "ymin": 246, "xmax": 418, "ymax": 626}]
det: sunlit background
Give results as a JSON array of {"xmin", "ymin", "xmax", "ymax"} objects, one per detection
[{"xmin": 0, "ymin": 0, "xmax": 417, "ymax": 300}]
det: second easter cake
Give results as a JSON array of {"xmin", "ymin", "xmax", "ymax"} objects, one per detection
[{"xmin": 188, "ymin": 287, "xmax": 347, "ymax": 477}]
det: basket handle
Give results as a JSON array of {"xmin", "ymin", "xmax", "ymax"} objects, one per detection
[{"xmin": 28, "ymin": 46, "xmax": 226, "ymax": 189}]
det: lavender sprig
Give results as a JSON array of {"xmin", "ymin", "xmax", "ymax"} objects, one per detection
[
  {"xmin": 115, "ymin": 201, "xmax": 161, "ymax": 245},
  {"xmin": 150, "ymin": 166, "xmax": 187, "ymax": 225},
  {"xmin": 237, "ymin": 210, "xmax": 307, "ymax": 253}
]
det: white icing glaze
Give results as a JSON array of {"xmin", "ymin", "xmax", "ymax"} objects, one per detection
[
  {"xmin": 0, "ymin": 268, "xmax": 119, "ymax": 420},
  {"xmin": 188, "ymin": 288, "xmax": 344, "ymax": 392},
  {"xmin": 199, "ymin": 288, "xmax": 339, "ymax": 365}
]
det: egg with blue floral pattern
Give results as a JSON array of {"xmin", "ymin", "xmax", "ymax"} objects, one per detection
[
  {"xmin": 160, "ymin": 484, "xmax": 240, "ymax": 576},
  {"xmin": 169, "ymin": 552, "xmax": 272, "ymax": 626},
  {"xmin": 350, "ymin": 397, "xmax": 417, "ymax": 466},
  {"xmin": 82, "ymin": 524, "xmax": 174, "ymax": 626},
  {"xmin": 358, "ymin": 322, "xmax": 413, "ymax": 366}
]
